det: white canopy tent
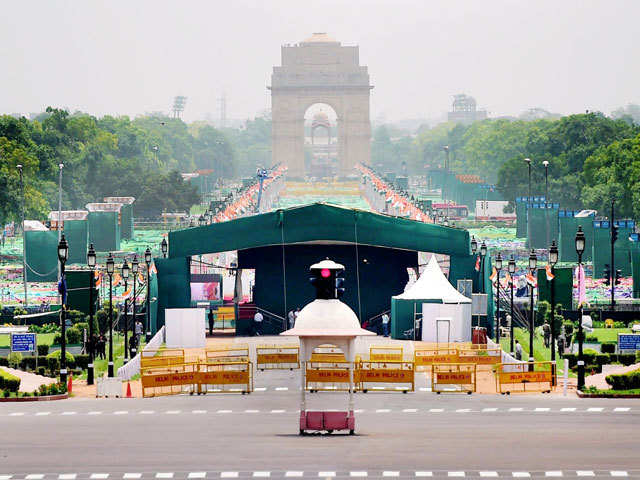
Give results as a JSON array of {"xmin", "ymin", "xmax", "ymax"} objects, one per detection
[{"xmin": 392, "ymin": 255, "xmax": 472, "ymax": 343}]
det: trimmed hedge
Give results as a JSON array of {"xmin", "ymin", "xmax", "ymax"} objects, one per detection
[
  {"xmin": 563, "ymin": 352, "xmax": 636, "ymax": 368},
  {"xmin": 601, "ymin": 342, "xmax": 616, "ymax": 354},
  {"xmin": 606, "ymin": 369, "xmax": 640, "ymax": 390},
  {"xmin": 37, "ymin": 344, "xmax": 50, "ymax": 356},
  {"xmin": 0, "ymin": 369, "xmax": 21, "ymax": 392}
]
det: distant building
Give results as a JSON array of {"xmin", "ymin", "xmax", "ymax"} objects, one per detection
[{"xmin": 447, "ymin": 94, "xmax": 487, "ymax": 125}]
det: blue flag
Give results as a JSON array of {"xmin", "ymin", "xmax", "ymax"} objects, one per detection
[{"xmin": 58, "ymin": 274, "xmax": 68, "ymax": 306}]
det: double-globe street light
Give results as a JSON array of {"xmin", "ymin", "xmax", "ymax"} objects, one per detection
[
  {"xmin": 575, "ymin": 225, "xmax": 586, "ymax": 390},
  {"xmin": 57, "ymin": 234, "xmax": 69, "ymax": 385}
]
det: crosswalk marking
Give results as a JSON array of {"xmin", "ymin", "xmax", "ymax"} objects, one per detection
[
  {"xmin": 535, "ymin": 407, "xmax": 550, "ymax": 412},
  {"xmin": 220, "ymin": 473, "xmax": 238, "ymax": 478},
  {"xmin": 613, "ymin": 407, "xmax": 630, "ymax": 412},
  {"xmin": 166, "ymin": 410, "xmax": 181, "ymax": 415},
  {"xmin": 587, "ymin": 407, "xmax": 603, "ymax": 412},
  {"xmin": 414, "ymin": 473, "xmax": 433, "ymax": 477},
  {"xmin": 155, "ymin": 474, "xmax": 173, "ymax": 479},
  {"xmin": 382, "ymin": 472, "xmax": 399, "ymax": 477},
  {"xmin": 285, "ymin": 473, "xmax": 304, "ymax": 478},
  {"xmin": 123, "ymin": 474, "xmax": 141, "ymax": 479},
  {"xmin": 90, "ymin": 475, "xmax": 109, "ymax": 479},
  {"xmin": 560, "ymin": 408, "xmax": 576, "ymax": 412},
  {"xmin": 448, "ymin": 473, "xmax": 465, "ymax": 477},
  {"xmin": 576, "ymin": 472, "xmax": 595, "ymax": 477},
  {"xmin": 252, "ymin": 472, "xmax": 270, "ymax": 477},
  {"xmin": 545, "ymin": 472, "xmax": 563, "ymax": 477},
  {"xmin": 479, "ymin": 472, "xmax": 498, "ymax": 477},
  {"xmin": 192, "ymin": 410, "xmax": 207, "ymax": 414},
  {"xmin": 610, "ymin": 472, "xmax": 628, "ymax": 477},
  {"xmin": 509, "ymin": 408, "xmax": 523, "ymax": 412},
  {"xmin": 58, "ymin": 475, "xmax": 76, "ymax": 480},
  {"xmin": 511, "ymin": 473, "xmax": 531, "ymax": 477},
  {"xmin": 187, "ymin": 473, "xmax": 206, "ymax": 478},
  {"xmin": 350, "ymin": 472, "xmax": 367, "ymax": 477},
  {"xmin": 318, "ymin": 473, "xmax": 335, "ymax": 478}
]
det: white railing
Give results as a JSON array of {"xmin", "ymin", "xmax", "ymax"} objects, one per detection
[{"xmin": 117, "ymin": 326, "xmax": 165, "ymax": 380}]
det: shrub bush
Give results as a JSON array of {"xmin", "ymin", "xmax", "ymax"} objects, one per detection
[
  {"xmin": 19, "ymin": 356, "xmax": 37, "ymax": 371},
  {"xmin": 7, "ymin": 352, "xmax": 22, "ymax": 368},
  {"xmin": 0, "ymin": 357, "xmax": 8, "ymax": 367},
  {"xmin": 0, "ymin": 369, "xmax": 21, "ymax": 392},
  {"xmin": 619, "ymin": 353, "xmax": 636, "ymax": 366},
  {"xmin": 601, "ymin": 342, "xmax": 616, "ymax": 354},
  {"xmin": 585, "ymin": 334, "xmax": 599, "ymax": 343},
  {"xmin": 74, "ymin": 354, "xmax": 90, "ymax": 370},
  {"xmin": 606, "ymin": 369, "xmax": 640, "ymax": 390},
  {"xmin": 66, "ymin": 310, "xmax": 87, "ymax": 324},
  {"xmin": 37, "ymin": 366, "xmax": 46, "ymax": 376},
  {"xmin": 594, "ymin": 353, "xmax": 611, "ymax": 366},
  {"xmin": 66, "ymin": 327, "xmax": 82, "ymax": 344},
  {"xmin": 46, "ymin": 350, "xmax": 75, "ymax": 371},
  {"xmin": 37, "ymin": 344, "xmax": 50, "ymax": 356}
]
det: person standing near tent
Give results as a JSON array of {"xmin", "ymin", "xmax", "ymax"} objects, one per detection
[
  {"xmin": 254, "ymin": 310, "xmax": 263, "ymax": 336},
  {"xmin": 515, "ymin": 339, "xmax": 523, "ymax": 361},
  {"xmin": 381, "ymin": 312, "xmax": 390, "ymax": 337},
  {"xmin": 542, "ymin": 321, "xmax": 551, "ymax": 348},
  {"xmin": 208, "ymin": 308, "xmax": 215, "ymax": 335}
]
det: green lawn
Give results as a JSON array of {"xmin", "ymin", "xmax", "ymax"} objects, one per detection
[
  {"xmin": 588, "ymin": 328, "xmax": 631, "ymax": 343},
  {"xmin": 0, "ymin": 333, "xmax": 56, "ymax": 348},
  {"xmin": 500, "ymin": 327, "xmax": 569, "ymax": 375},
  {"xmin": 77, "ymin": 333, "xmax": 144, "ymax": 380}
]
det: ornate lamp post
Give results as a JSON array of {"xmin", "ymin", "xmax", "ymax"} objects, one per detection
[
  {"xmin": 131, "ymin": 255, "xmax": 139, "ymax": 353},
  {"xmin": 87, "ymin": 243, "xmax": 96, "ymax": 385},
  {"xmin": 494, "ymin": 252, "xmax": 503, "ymax": 344},
  {"xmin": 57, "ymin": 234, "xmax": 69, "ymax": 384},
  {"xmin": 106, "ymin": 253, "xmax": 115, "ymax": 377},
  {"xmin": 548, "ymin": 240, "xmax": 559, "ymax": 364},
  {"xmin": 145, "ymin": 247, "xmax": 152, "ymax": 342},
  {"xmin": 528, "ymin": 249, "xmax": 537, "ymax": 366},
  {"xmin": 161, "ymin": 238, "xmax": 168, "ymax": 258},
  {"xmin": 480, "ymin": 241, "xmax": 488, "ymax": 292},
  {"xmin": 470, "ymin": 236, "xmax": 478, "ymax": 255},
  {"xmin": 121, "ymin": 259, "xmax": 130, "ymax": 362},
  {"xmin": 508, "ymin": 255, "xmax": 516, "ymax": 354},
  {"xmin": 575, "ymin": 226, "xmax": 586, "ymax": 390}
]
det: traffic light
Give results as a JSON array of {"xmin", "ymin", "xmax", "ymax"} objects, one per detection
[
  {"xmin": 615, "ymin": 269, "xmax": 622, "ymax": 285},
  {"xmin": 603, "ymin": 264, "xmax": 611, "ymax": 286},
  {"xmin": 611, "ymin": 224, "xmax": 619, "ymax": 243},
  {"xmin": 335, "ymin": 270, "xmax": 345, "ymax": 299}
]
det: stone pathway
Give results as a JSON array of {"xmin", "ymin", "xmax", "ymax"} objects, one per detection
[
  {"xmin": 585, "ymin": 362, "xmax": 640, "ymax": 389},
  {"xmin": 0, "ymin": 366, "xmax": 57, "ymax": 392}
]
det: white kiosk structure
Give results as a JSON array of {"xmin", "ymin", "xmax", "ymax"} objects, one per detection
[{"xmin": 282, "ymin": 259, "xmax": 374, "ymax": 435}]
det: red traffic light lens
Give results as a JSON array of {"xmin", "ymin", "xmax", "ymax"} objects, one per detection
[{"xmin": 320, "ymin": 268, "xmax": 331, "ymax": 278}]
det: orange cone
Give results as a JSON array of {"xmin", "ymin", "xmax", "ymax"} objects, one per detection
[
  {"xmin": 67, "ymin": 373, "xmax": 73, "ymax": 394},
  {"xmin": 126, "ymin": 381, "xmax": 132, "ymax": 398}
]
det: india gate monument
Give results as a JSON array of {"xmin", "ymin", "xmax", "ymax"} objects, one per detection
[{"xmin": 269, "ymin": 33, "xmax": 373, "ymax": 177}]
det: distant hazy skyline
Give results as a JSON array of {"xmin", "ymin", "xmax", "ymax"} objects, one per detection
[{"xmin": 1, "ymin": 0, "xmax": 638, "ymax": 124}]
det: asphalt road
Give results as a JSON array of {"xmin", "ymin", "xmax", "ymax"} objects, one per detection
[{"xmin": 1, "ymin": 389, "xmax": 638, "ymax": 477}]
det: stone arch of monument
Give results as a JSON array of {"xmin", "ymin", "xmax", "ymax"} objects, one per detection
[{"xmin": 269, "ymin": 33, "xmax": 373, "ymax": 177}]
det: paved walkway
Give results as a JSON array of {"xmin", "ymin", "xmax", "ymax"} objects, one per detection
[
  {"xmin": 585, "ymin": 362, "xmax": 640, "ymax": 389},
  {"xmin": 0, "ymin": 366, "xmax": 57, "ymax": 392}
]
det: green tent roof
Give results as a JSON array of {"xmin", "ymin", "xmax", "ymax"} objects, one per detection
[{"xmin": 169, "ymin": 203, "xmax": 470, "ymax": 258}]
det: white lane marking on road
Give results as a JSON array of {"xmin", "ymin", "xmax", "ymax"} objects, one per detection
[
  {"xmin": 613, "ymin": 407, "xmax": 630, "ymax": 412},
  {"xmin": 0, "ymin": 476, "xmax": 11, "ymax": 480},
  {"xmin": 576, "ymin": 472, "xmax": 595, "ymax": 477},
  {"xmin": 482, "ymin": 408, "xmax": 498, "ymax": 412},
  {"xmin": 275, "ymin": 387, "xmax": 288, "ymax": 391},
  {"xmin": 318, "ymin": 473, "xmax": 335, "ymax": 478},
  {"xmin": 350, "ymin": 473, "xmax": 368, "ymax": 477},
  {"xmin": 610, "ymin": 472, "xmax": 628, "ymax": 477},
  {"xmin": 511, "ymin": 473, "xmax": 531, "ymax": 478},
  {"xmin": 383, "ymin": 472, "xmax": 399, "ymax": 477},
  {"xmin": 245, "ymin": 409, "xmax": 259, "ymax": 413},
  {"xmin": 535, "ymin": 408, "xmax": 550, "ymax": 412},
  {"xmin": 123, "ymin": 475, "xmax": 141, "ymax": 479},
  {"xmin": 220, "ymin": 473, "xmax": 238, "ymax": 479},
  {"xmin": 253, "ymin": 473, "xmax": 270, "ymax": 478},
  {"xmin": 415, "ymin": 473, "xmax": 433, "ymax": 477},
  {"xmin": 429, "ymin": 408, "xmax": 444, "ymax": 413},
  {"xmin": 192, "ymin": 410, "xmax": 207, "ymax": 414},
  {"xmin": 188, "ymin": 473, "xmax": 206, "ymax": 478},
  {"xmin": 90, "ymin": 474, "xmax": 109, "ymax": 479},
  {"xmin": 88, "ymin": 411, "xmax": 102, "ymax": 415},
  {"xmin": 587, "ymin": 407, "xmax": 603, "ymax": 412},
  {"xmin": 9, "ymin": 413, "xmax": 24, "ymax": 416},
  {"xmin": 285, "ymin": 473, "xmax": 304, "ymax": 478},
  {"xmin": 165, "ymin": 410, "xmax": 181, "ymax": 415},
  {"xmin": 455, "ymin": 409, "xmax": 470, "ymax": 413},
  {"xmin": 113, "ymin": 411, "xmax": 128, "ymax": 415},
  {"xmin": 36, "ymin": 412, "xmax": 51, "ymax": 416},
  {"xmin": 59, "ymin": 474, "xmax": 77, "ymax": 479},
  {"xmin": 376, "ymin": 409, "xmax": 391, "ymax": 413},
  {"xmin": 560, "ymin": 408, "xmax": 576, "ymax": 412},
  {"xmin": 25, "ymin": 475, "xmax": 44, "ymax": 480},
  {"xmin": 509, "ymin": 408, "xmax": 523, "ymax": 412},
  {"xmin": 217, "ymin": 410, "xmax": 232, "ymax": 414},
  {"xmin": 479, "ymin": 472, "xmax": 498, "ymax": 477},
  {"xmin": 354, "ymin": 409, "xmax": 365, "ymax": 413},
  {"xmin": 61, "ymin": 412, "xmax": 77, "ymax": 415},
  {"xmin": 448, "ymin": 472, "xmax": 465, "ymax": 477},
  {"xmin": 270, "ymin": 409, "xmax": 285, "ymax": 413},
  {"xmin": 545, "ymin": 472, "xmax": 563, "ymax": 477},
  {"xmin": 254, "ymin": 387, "xmax": 267, "ymax": 391},
  {"xmin": 403, "ymin": 408, "xmax": 418, "ymax": 413},
  {"xmin": 419, "ymin": 387, "xmax": 431, "ymax": 392},
  {"xmin": 140, "ymin": 410, "xmax": 155, "ymax": 415},
  {"xmin": 156, "ymin": 473, "xmax": 174, "ymax": 479}
]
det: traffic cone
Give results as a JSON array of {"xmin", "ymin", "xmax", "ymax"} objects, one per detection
[
  {"xmin": 126, "ymin": 381, "xmax": 132, "ymax": 398},
  {"xmin": 67, "ymin": 373, "xmax": 73, "ymax": 394}
]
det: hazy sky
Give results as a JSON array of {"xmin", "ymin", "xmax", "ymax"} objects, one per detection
[{"xmin": 2, "ymin": 0, "xmax": 638, "ymax": 124}]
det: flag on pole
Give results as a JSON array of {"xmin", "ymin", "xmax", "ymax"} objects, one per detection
[
  {"xmin": 149, "ymin": 262, "xmax": 158, "ymax": 275},
  {"xmin": 138, "ymin": 272, "xmax": 145, "ymax": 285},
  {"xmin": 94, "ymin": 271, "xmax": 102, "ymax": 288},
  {"xmin": 489, "ymin": 267, "xmax": 497, "ymax": 284},
  {"xmin": 525, "ymin": 272, "xmax": 537, "ymax": 287},
  {"xmin": 113, "ymin": 273, "xmax": 122, "ymax": 287},
  {"xmin": 122, "ymin": 285, "xmax": 132, "ymax": 298},
  {"xmin": 545, "ymin": 264, "xmax": 555, "ymax": 281},
  {"xmin": 504, "ymin": 272, "xmax": 512, "ymax": 286},
  {"xmin": 576, "ymin": 264, "xmax": 588, "ymax": 307},
  {"xmin": 474, "ymin": 256, "xmax": 481, "ymax": 272}
]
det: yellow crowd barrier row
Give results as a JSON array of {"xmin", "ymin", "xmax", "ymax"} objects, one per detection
[
  {"xmin": 205, "ymin": 343, "xmax": 250, "ymax": 362},
  {"xmin": 431, "ymin": 363, "xmax": 477, "ymax": 394},
  {"xmin": 496, "ymin": 362, "xmax": 555, "ymax": 394},
  {"xmin": 414, "ymin": 348, "xmax": 459, "ymax": 371},
  {"xmin": 256, "ymin": 344, "xmax": 300, "ymax": 371},
  {"xmin": 456, "ymin": 347, "xmax": 502, "ymax": 366},
  {"xmin": 309, "ymin": 345, "xmax": 347, "ymax": 364},
  {"xmin": 306, "ymin": 361, "xmax": 352, "ymax": 392},
  {"xmin": 357, "ymin": 361, "xmax": 414, "ymax": 393},
  {"xmin": 369, "ymin": 345, "xmax": 404, "ymax": 362},
  {"xmin": 141, "ymin": 363, "xmax": 199, "ymax": 397}
]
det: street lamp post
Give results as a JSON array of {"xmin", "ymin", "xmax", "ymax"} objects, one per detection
[
  {"xmin": 17, "ymin": 164, "xmax": 27, "ymax": 306},
  {"xmin": 57, "ymin": 234, "xmax": 69, "ymax": 385},
  {"xmin": 121, "ymin": 259, "xmax": 130, "ymax": 363},
  {"xmin": 575, "ymin": 226, "xmax": 586, "ymax": 391},
  {"xmin": 131, "ymin": 255, "xmax": 139, "ymax": 355},
  {"xmin": 542, "ymin": 160, "xmax": 549, "ymax": 204},
  {"xmin": 524, "ymin": 158, "xmax": 532, "ymax": 206},
  {"xmin": 443, "ymin": 145, "xmax": 450, "ymax": 221},
  {"xmin": 87, "ymin": 244, "xmax": 96, "ymax": 385},
  {"xmin": 145, "ymin": 247, "xmax": 152, "ymax": 342},
  {"xmin": 528, "ymin": 249, "xmax": 537, "ymax": 367},
  {"xmin": 508, "ymin": 255, "xmax": 516, "ymax": 354},
  {"xmin": 161, "ymin": 238, "xmax": 168, "ymax": 258},
  {"xmin": 494, "ymin": 253, "xmax": 503, "ymax": 344},
  {"xmin": 480, "ymin": 241, "xmax": 487, "ymax": 292},
  {"xmin": 549, "ymin": 240, "xmax": 558, "ymax": 384},
  {"xmin": 106, "ymin": 253, "xmax": 115, "ymax": 377}
]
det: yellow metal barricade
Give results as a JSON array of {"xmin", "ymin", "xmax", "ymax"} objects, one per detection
[
  {"xmin": 456, "ymin": 346, "xmax": 502, "ymax": 368},
  {"xmin": 431, "ymin": 363, "xmax": 476, "ymax": 394},
  {"xmin": 369, "ymin": 345, "xmax": 404, "ymax": 362},
  {"xmin": 413, "ymin": 348, "xmax": 459, "ymax": 372},
  {"xmin": 205, "ymin": 344, "xmax": 250, "ymax": 362},
  {"xmin": 357, "ymin": 361, "xmax": 414, "ymax": 393},
  {"xmin": 256, "ymin": 344, "xmax": 300, "ymax": 371},
  {"xmin": 496, "ymin": 362, "xmax": 555, "ymax": 394},
  {"xmin": 305, "ymin": 361, "xmax": 353, "ymax": 392},
  {"xmin": 141, "ymin": 363, "xmax": 199, "ymax": 398},
  {"xmin": 140, "ymin": 350, "xmax": 185, "ymax": 370},
  {"xmin": 198, "ymin": 360, "xmax": 253, "ymax": 394},
  {"xmin": 309, "ymin": 345, "xmax": 347, "ymax": 364}
]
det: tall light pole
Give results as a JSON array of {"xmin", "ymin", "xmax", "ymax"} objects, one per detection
[
  {"xmin": 131, "ymin": 255, "xmax": 139, "ymax": 354},
  {"xmin": 106, "ymin": 253, "xmax": 115, "ymax": 377},
  {"xmin": 480, "ymin": 241, "xmax": 487, "ymax": 292},
  {"xmin": 57, "ymin": 234, "xmax": 69, "ymax": 385},
  {"xmin": 17, "ymin": 164, "xmax": 27, "ymax": 306},
  {"xmin": 57, "ymin": 164, "xmax": 64, "ymax": 292},
  {"xmin": 528, "ymin": 249, "xmax": 537, "ymax": 366},
  {"xmin": 494, "ymin": 252, "xmax": 503, "ymax": 344},
  {"xmin": 145, "ymin": 247, "xmax": 152, "ymax": 342},
  {"xmin": 121, "ymin": 259, "xmax": 130, "ymax": 362},
  {"xmin": 508, "ymin": 255, "xmax": 516, "ymax": 354},
  {"xmin": 549, "ymin": 240, "xmax": 558, "ymax": 384},
  {"xmin": 443, "ymin": 145, "xmax": 450, "ymax": 221},
  {"xmin": 87, "ymin": 243, "xmax": 96, "ymax": 385},
  {"xmin": 524, "ymin": 158, "xmax": 532, "ymax": 205},
  {"xmin": 575, "ymin": 225, "xmax": 586, "ymax": 391},
  {"xmin": 543, "ymin": 160, "xmax": 550, "ymax": 247}
]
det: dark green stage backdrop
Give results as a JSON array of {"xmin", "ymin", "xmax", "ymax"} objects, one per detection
[
  {"xmin": 25, "ymin": 230, "xmax": 58, "ymax": 282},
  {"xmin": 155, "ymin": 257, "xmax": 191, "ymax": 332},
  {"xmin": 537, "ymin": 267, "xmax": 573, "ymax": 311},
  {"xmin": 632, "ymin": 251, "xmax": 640, "ymax": 299},
  {"xmin": 64, "ymin": 220, "xmax": 88, "ymax": 264},
  {"xmin": 65, "ymin": 270, "xmax": 98, "ymax": 315}
]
